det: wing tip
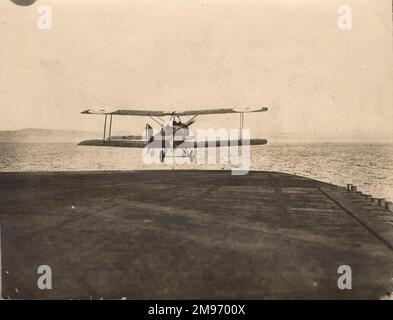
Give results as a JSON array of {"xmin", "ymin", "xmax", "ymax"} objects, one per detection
[
  {"xmin": 233, "ymin": 106, "xmax": 269, "ymax": 113},
  {"xmin": 80, "ymin": 108, "xmax": 114, "ymax": 115}
]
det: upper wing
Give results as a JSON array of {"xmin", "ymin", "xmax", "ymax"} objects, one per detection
[
  {"xmin": 81, "ymin": 109, "xmax": 174, "ymax": 116},
  {"xmin": 175, "ymin": 107, "xmax": 268, "ymax": 116},
  {"xmin": 81, "ymin": 107, "xmax": 268, "ymax": 117}
]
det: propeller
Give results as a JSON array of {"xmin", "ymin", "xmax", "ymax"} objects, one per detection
[
  {"xmin": 184, "ymin": 120, "xmax": 195, "ymax": 128},
  {"xmin": 183, "ymin": 117, "xmax": 197, "ymax": 128}
]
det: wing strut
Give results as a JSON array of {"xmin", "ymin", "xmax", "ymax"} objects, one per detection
[
  {"xmin": 103, "ymin": 114, "xmax": 107, "ymax": 141},
  {"xmin": 108, "ymin": 115, "xmax": 113, "ymax": 141},
  {"xmin": 240, "ymin": 112, "xmax": 244, "ymax": 140}
]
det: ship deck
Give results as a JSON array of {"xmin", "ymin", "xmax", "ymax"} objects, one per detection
[{"xmin": 0, "ymin": 170, "xmax": 392, "ymax": 299}]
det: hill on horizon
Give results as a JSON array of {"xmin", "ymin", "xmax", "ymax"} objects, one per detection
[{"xmin": 0, "ymin": 128, "xmax": 99, "ymax": 143}]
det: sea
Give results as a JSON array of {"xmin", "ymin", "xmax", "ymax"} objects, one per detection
[{"xmin": 0, "ymin": 142, "xmax": 392, "ymax": 202}]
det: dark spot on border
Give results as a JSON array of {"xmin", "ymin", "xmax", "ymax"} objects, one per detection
[{"xmin": 10, "ymin": 0, "xmax": 37, "ymax": 6}]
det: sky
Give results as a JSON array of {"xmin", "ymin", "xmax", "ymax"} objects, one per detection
[{"xmin": 0, "ymin": 0, "xmax": 392, "ymax": 142}]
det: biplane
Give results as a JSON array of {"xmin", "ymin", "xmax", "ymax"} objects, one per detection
[{"xmin": 78, "ymin": 107, "xmax": 268, "ymax": 162}]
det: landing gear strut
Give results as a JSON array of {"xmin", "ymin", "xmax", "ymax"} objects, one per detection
[
  {"xmin": 188, "ymin": 150, "xmax": 194, "ymax": 162},
  {"xmin": 159, "ymin": 150, "xmax": 166, "ymax": 163}
]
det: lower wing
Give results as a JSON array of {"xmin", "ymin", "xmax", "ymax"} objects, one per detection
[{"xmin": 78, "ymin": 139, "xmax": 267, "ymax": 148}]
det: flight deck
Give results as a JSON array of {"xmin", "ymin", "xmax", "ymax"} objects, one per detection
[{"xmin": 0, "ymin": 170, "xmax": 392, "ymax": 299}]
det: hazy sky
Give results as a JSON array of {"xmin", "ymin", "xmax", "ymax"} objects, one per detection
[{"xmin": 0, "ymin": 0, "xmax": 392, "ymax": 142}]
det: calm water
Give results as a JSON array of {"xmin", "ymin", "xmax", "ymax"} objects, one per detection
[{"xmin": 0, "ymin": 142, "xmax": 392, "ymax": 201}]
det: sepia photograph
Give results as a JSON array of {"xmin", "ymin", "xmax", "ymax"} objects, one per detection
[{"xmin": 0, "ymin": 0, "xmax": 392, "ymax": 308}]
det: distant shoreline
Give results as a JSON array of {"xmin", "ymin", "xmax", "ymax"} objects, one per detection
[
  {"xmin": 1, "ymin": 140, "xmax": 392, "ymax": 146},
  {"xmin": 0, "ymin": 129, "xmax": 392, "ymax": 145}
]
